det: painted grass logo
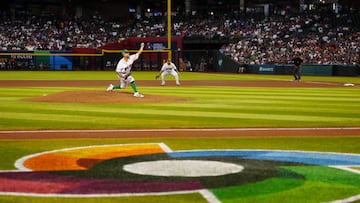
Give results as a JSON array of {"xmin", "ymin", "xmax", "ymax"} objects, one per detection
[{"xmin": 1, "ymin": 143, "xmax": 360, "ymax": 203}]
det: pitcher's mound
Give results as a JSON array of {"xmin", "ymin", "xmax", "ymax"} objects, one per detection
[{"xmin": 26, "ymin": 90, "xmax": 191, "ymax": 104}]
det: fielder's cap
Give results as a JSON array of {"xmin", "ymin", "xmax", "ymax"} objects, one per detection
[{"xmin": 122, "ymin": 49, "xmax": 129, "ymax": 54}]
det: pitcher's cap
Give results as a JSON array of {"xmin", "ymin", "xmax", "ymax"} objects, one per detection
[{"xmin": 122, "ymin": 49, "xmax": 129, "ymax": 54}]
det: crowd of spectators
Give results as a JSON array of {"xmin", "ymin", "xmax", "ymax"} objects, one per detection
[
  {"xmin": 0, "ymin": 9, "xmax": 240, "ymax": 52},
  {"xmin": 0, "ymin": 12, "xmax": 131, "ymax": 51},
  {"xmin": 220, "ymin": 12, "xmax": 359, "ymax": 65},
  {"xmin": 0, "ymin": 8, "xmax": 359, "ymax": 65}
]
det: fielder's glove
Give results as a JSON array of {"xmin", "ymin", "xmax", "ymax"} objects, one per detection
[{"xmin": 155, "ymin": 75, "xmax": 160, "ymax": 80}]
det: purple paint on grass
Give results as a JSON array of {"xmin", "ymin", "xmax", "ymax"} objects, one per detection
[{"xmin": 0, "ymin": 171, "xmax": 203, "ymax": 194}]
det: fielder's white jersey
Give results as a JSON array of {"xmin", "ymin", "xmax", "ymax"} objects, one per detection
[
  {"xmin": 161, "ymin": 62, "xmax": 177, "ymax": 72},
  {"xmin": 115, "ymin": 53, "xmax": 139, "ymax": 76}
]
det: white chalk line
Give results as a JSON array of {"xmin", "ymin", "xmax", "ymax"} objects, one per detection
[
  {"xmin": 1, "ymin": 127, "xmax": 360, "ymax": 134},
  {"xmin": 303, "ymin": 81, "xmax": 341, "ymax": 86},
  {"xmin": 261, "ymin": 78, "xmax": 349, "ymax": 86},
  {"xmin": 326, "ymin": 194, "xmax": 360, "ymax": 203}
]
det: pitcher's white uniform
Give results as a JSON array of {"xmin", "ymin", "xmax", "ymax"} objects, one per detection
[
  {"xmin": 116, "ymin": 53, "xmax": 139, "ymax": 88},
  {"xmin": 160, "ymin": 59, "xmax": 180, "ymax": 86},
  {"xmin": 106, "ymin": 42, "xmax": 144, "ymax": 97}
]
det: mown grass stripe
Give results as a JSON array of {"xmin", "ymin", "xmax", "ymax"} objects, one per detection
[
  {"xmin": 0, "ymin": 78, "xmax": 359, "ymax": 129},
  {"xmin": 1, "ymin": 107, "xmax": 358, "ymax": 123}
]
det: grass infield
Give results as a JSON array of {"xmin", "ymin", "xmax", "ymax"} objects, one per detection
[
  {"xmin": 0, "ymin": 71, "xmax": 359, "ymax": 130},
  {"xmin": 0, "ymin": 71, "xmax": 360, "ymax": 203}
]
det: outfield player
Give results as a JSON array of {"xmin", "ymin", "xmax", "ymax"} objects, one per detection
[
  {"xmin": 106, "ymin": 42, "xmax": 145, "ymax": 97},
  {"xmin": 159, "ymin": 59, "xmax": 180, "ymax": 86}
]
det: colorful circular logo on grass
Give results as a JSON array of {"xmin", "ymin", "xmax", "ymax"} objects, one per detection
[{"xmin": 1, "ymin": 143, "xmax": 360, "ymax": 202}]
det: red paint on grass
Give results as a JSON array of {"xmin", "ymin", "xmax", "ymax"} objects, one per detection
[{"xmin": 0, "ymin": 172, "xmax": 203, "ymax": 194}]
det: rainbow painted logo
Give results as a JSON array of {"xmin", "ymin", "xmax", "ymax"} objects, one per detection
[{"xmin": 1, "ymin": 143, "xmax": 360, "ymax": 202}]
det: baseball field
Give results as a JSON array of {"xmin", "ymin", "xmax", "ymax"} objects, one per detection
[{"xmin": 0, "ymin": 71, "xmax": 360, "ymax": 203}]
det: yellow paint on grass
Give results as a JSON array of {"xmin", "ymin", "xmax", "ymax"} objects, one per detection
[{"xmin": 23, "ymin": 144, "xmax": 165, "ymax": 171}]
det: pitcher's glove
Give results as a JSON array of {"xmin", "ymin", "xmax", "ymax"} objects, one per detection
[{"xmin": 155, "ymin": 75, "xmax": 160, "ymax": 80}]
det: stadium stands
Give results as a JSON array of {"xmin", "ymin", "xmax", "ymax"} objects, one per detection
[
  {"xmin": 0, "ymin": 5, "xmax": 358, "ymax": 65},
  {"xmin": 220, "ymin": 11, "xmax": 359, "ymax": 65}
]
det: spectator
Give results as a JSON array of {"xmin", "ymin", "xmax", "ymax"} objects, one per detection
[{"xmin": 0, "ymin": 8, "xmax": 358, "ymax": 65}]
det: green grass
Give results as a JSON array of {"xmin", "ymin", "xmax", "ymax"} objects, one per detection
[
  {"xmin": 1, "ymin": 71, "xmax": 248, "ymax": 80},
  {"xmin": 0, "ymin": 194, "xmax": 207, "ymax": 203},
  {"xmin": 0, "ymin": 71, "xmax": 360, "ymax": 203},
  {"xmin": 0, "ymin": 71, "xmax": 359, "ymax": 83},
  {"xmin": 0, "ymin": 85, "xmax": 359, "ymax": 129}
]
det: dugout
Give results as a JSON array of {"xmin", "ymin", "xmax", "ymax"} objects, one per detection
[
  {"xmin": 213, "ymin": 50, "xmax": 246, "ymax": 73},
  {"xmin": 49, "ymin": 51, "xmax": 73, "ymax": 71}
]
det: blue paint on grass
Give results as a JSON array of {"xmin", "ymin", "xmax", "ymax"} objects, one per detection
[{"xmin": 168, "ymin": 150, "xmax": 360, "ymax": 166}]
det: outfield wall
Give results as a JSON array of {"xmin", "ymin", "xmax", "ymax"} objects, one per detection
[
  {"xmin": 0, "ymin": 50, "xmax": 359, "ymax": 76},
  {"xmin": 212, "ymin": 52, "xmax": 359, "ymax": 76},
  {"xmin": 244, "ymin": 64, "xmax": 359, "ymax": 76}
]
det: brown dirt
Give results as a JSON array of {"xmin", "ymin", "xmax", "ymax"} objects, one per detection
[
  {"xmin": 25, "ymin": 90, "xmax": 191, "ymax": 104},
  {"xmin": 15, "ymin": 79, "xmax": 354, "ymax": 104},
  {"xmin": 0, "ymin": 128, "xmax": 359, "ymax": 139}
]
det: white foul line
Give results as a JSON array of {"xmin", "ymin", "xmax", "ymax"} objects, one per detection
[
  {"xmin": 1, "ymin": 127, "xmax": 360, "ymax": 134},
  {"xmin": 326, "ymin": 194, "xmax": 360, "ymax": 203}
]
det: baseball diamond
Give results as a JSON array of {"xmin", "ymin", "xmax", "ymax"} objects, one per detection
[
  {"xmin": 0, "ymin": 72, "xmax": 360, "ymax": 203},
  {"xmin": 1, "ymin": 0, "xmax": 360, "ymax": 202}
]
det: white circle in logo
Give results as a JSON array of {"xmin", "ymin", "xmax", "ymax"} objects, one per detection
[{"xmin": 123, "ymin": 160, "xmax": 244, "ymax": 177}]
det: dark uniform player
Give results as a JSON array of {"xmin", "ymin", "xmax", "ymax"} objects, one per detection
[{"xmin": 293, "ymin": 56, "xmax": 303, "ymax": 81}]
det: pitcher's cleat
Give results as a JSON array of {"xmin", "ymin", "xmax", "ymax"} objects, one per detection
[
  {"xmin": 106, "ymin": 84, "xmax": 113, "ymax": 91},
  {"xmin": 133, "ymin": 92, "xmax": 144, "ymax": 98}
]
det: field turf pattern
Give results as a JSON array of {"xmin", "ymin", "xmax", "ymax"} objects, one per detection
[
  {"xmin": 0, "ymin": 71, "xmax": 360, "ymax": 203},
  {"xmin": 0, "ymin": 71, "xmax": 359, "ymax": 130}
]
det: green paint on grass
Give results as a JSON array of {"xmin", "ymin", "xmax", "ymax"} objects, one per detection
[
  {"xmin": 286, "ymin": 166, "xmax": 360, "ymax": 187},
  {"xmin": 212, "ymin": 166, "xmax": 360, "ymax": 203},
  {"xmin": 211, "ymin": 168, "xmax": 305, "ymax": 199},
  {"xmin": 227, "ymin": 181, "xmax": 360, "ymax": 203}
]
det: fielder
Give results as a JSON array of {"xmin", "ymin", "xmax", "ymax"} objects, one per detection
[
  {"xmin": 159, "ymin": 59, "xmax": 180, "ymax": 86},
  {"xmin": 106, "ymin": 42, "xmax": 145, "ymax": 97}
]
